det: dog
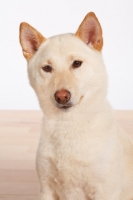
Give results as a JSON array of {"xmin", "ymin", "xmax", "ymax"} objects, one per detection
[{"xmin": 19, "ymin": 12, "xmax": 133, "ymax": 200}]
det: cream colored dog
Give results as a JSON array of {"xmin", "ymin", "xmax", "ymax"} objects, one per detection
[{"xmin": 19, "ymin": 12, "xmax": 133, "ymax": 200}]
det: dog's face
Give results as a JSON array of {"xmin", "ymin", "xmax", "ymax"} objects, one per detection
[{"xmin": 19, "ymin": 12, "xmax": 107, "ymax": 113}]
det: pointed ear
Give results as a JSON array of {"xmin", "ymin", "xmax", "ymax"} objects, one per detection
[
  {"xmin": 19, "ymin": 22, "xmax": 45, "ymax": 60},
  {"xmin": 75, "ymin": 12, "xmax": 103, "ymax": 51}
]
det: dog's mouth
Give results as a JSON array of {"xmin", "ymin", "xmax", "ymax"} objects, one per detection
[{"xmin": 56, "ymin": 103, "xmax": 73, "ymax": 110}]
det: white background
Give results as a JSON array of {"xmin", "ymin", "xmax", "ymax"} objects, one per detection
[{"xmin": 0, "ymin": 0, "xmax": 133, "ymax": 110}]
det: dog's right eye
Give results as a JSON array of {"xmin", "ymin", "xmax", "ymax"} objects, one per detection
[
  {"xmin": 42, "ymin": 65, "xmax": 52, "ymax": 73},
  {"xmin": 72, "ymin": 60, "xmax": 82, "ymax": 68}
]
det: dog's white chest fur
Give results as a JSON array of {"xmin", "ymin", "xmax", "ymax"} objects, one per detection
[{"xmin": 36, "ymin": 112, "xmax": 123, "ymax": 199}]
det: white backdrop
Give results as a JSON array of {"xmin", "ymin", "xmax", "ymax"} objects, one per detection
[{"xmin": 0, "ymin": 0, "xmax": 133, "ymax": 110}]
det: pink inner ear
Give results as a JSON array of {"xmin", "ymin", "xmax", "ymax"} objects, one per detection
[
  {"xmin": 22, "ymin": 29, "xmax": 38, "ymax": 54},
  {"xmin": 83, "ymin": 19, "xmax": 99, "ymax": 45}
]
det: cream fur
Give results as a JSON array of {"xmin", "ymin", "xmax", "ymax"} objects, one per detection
[{"xmin": 20, "ymin": 14, "xmax": 133, "ymax": 200}]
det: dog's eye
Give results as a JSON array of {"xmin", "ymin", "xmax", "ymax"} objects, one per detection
[
  {"xmin": 72, "ymin": 60, "xmax": 82, "ymax": 68},
  {"xmin": 42, "ymin": 65, "xmax": 52, "ymax": 73}
]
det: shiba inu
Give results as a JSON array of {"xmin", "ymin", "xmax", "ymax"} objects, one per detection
[{"xmin": 19, "ymin": 12, "xmax": 133, "ymax": 200}]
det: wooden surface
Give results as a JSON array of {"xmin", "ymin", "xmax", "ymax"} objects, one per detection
[{"xmin": 0, "ymin": 110, "xmax": 133, "ymax": 200}]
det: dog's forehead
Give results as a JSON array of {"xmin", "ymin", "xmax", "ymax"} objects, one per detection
[{"xmin": 39, "ymin": 33, "xmax": 88, "ymax": 57}]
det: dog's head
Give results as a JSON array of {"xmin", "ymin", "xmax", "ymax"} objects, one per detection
[{"xmin": 19, "ymin": 12, "xmax": 107, "ymax": 113}]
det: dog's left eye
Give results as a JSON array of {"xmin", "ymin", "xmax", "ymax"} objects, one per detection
[
  {"xmin": 72, "ymin": 60, "xmax": 82, "ymax": 68},
  {"xmin": 42, "ymin": 65, "xmax": 52, "ymax": 73}
]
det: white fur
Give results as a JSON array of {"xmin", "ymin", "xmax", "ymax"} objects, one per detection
[{"xmin": 26, "ymin": 33, "xmax": 133, "ymax": 200}]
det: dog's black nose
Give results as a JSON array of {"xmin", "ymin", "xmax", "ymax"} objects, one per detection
[{"xmin": 54, "ymin": 89, "xmax": 71, "ymax": 104}]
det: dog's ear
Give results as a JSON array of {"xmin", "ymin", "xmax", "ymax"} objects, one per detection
[
  {"xmin": 19, "ymin": 22, "xmax": 45, "ymax": 60},
  {"xmin": 75, "ymin": 12, "xmax": 103, "ymax": 51}
]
